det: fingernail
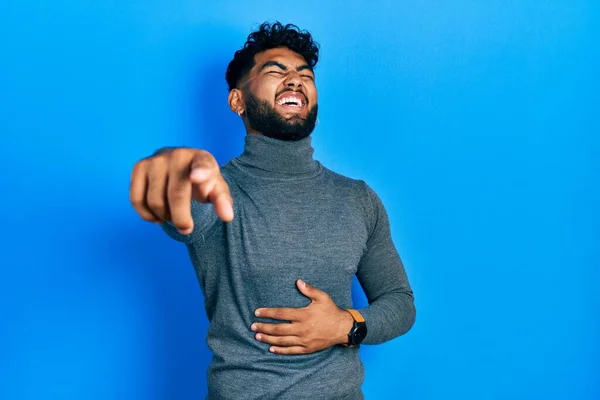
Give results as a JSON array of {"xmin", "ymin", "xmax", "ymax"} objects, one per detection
[
  {"xmin": 190, "ymin": 168, "xmax": 210, "ymax": 181},
  {"xmin": 250, "ymin": 324, "xmax": 257, "ymax": 331},
  {"xmin": 298, "ymin": 279, "xmax": 306, "ymax": 288},
  {"xmin": 254, "ymin": 309, "xmax": 261, "ymax": 317},
  {"xmin": 269, "ymin": 347, "xmax": 276, "ymax": 353},
  {"xmin": 255, "ymin": 334, "xmax": 262, "ymax": 340}
]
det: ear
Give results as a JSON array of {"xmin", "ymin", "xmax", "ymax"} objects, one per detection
[{"xmin": 228, "ymin": 89, "xmax": 245, "ymax": 115}]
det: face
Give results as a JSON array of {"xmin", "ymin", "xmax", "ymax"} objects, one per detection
[{"xmin": 230, "ymin": 47, "xmax": 319, "ymax": 141}]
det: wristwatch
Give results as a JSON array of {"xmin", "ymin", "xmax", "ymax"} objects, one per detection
[{"xmin": 346, "ymin": 309, "xmax": 368, "ymax": 347}]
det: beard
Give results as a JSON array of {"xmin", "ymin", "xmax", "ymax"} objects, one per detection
[{"xmin": 243, "ymin": 89, "xmax": 318, "ymax": 141}]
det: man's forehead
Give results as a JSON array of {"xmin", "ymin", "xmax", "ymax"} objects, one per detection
[{"xmin": 254, "ymin": 48, "xmax": 308, "ymax": 68}]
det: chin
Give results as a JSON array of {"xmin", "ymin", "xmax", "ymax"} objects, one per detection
[{"xmin": 282, "ymin": 113, "xmax": 306, "ymax": 122}]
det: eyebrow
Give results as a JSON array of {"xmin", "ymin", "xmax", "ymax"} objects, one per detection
[{"xmin": 259, "ymin": 61, "xmax": 314, "ymax": 74}]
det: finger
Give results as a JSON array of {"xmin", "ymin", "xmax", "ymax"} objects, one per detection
[
  {"xmin": 191, "ymin": 176, "xmax": 216, "ymax": 203},
  {"xmin": 189, "ymin": 153, "xmax": 234, "ymax": 222},
  {"xmin": 251, "ymin": 322, "xmax": 298, "ymax": 336},
  {"xmin": 208, "ymin": 176, "xmax": 234, "ymax": 222},
  {"xmin": 146, "ymin": 158, "xmax": 170, "ymax": 222},
  {"xmin": 189, "ymin": 151, "xmax": 219, "ymax": 185},
  {"xmin": 255, "ymin": 333, "xmax": 301, "ymax": 347},
  {"xmin": 255, "ymin": 307, "xmax": 303, "ymax": 322},
  {"xmin": 268, "ymin": 346, "xmax": 310, "ymax": 355},
  {"xmin": 130, "ymin": 161, "xmax": 160, "ymax": 222},
  {"xmin": 167, "ymin": 152, "xmax": 195, "ymax": 235},
  {"xmin": 296, "ymin": 279, "xmax": 328, "ymax": 302}
]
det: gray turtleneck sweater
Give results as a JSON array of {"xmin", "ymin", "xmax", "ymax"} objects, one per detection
[{"xmin": 162, "ymin": 134, "xmax": 415, "ymax": 400}]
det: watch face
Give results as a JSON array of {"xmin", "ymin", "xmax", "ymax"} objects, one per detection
[{"xmin": 352, "ymin": 324, "xmax": 368, "ymax": 345}]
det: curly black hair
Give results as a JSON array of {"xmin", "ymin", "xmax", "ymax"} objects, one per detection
[{"xmin": 225, "ymin": 21, "xmax": 320, "ymax": 91}]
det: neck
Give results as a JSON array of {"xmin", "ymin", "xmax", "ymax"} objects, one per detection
[{"xmin": 233, "ymin": 133, "xmax": 321, "ymax": 178}]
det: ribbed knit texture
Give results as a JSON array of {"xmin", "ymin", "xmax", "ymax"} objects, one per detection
[{"xmin": 162, "ymin": 134, "xmax": 415, "ymax": 400}]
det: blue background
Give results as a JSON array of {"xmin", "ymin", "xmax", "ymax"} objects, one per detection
[{"xmin": 1, "ymin": 1, "xmax": 598, "ymax": 399}]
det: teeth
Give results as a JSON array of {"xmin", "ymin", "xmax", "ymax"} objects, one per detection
[{"xmin": 277, "ymin": 96, "xmax": 304, "ymax": 106}]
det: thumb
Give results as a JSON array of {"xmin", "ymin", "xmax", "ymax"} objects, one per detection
[
  {"xmin": 190, "ymin": 151, "xmax": 218, "ymax": 183},
  {"xmin": 297, "ymin": 279, "xmax": 327, "ymax": 302}
]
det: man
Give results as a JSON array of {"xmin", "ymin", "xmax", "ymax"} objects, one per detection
[{"xmin": 130, "ymin": 21, "xmax": 416, "ymax": 400}]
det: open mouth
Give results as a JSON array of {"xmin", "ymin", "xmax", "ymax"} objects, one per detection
[{"xmin": 276, "ymin": 92, "xmax": 307, "ymax": 109}]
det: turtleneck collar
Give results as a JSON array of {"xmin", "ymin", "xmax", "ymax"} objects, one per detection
[{"xmin": 231, "ymin": 134, "xmax": 322, "ymax": 179}]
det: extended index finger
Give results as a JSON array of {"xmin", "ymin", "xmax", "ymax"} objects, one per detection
[
  {"xmin": 255, "ymin": 307, "xmax": 304, "ymax": 322},
  {"xmin": 208, "ymin": 175, "xmax": 234, "ymax": 222}
]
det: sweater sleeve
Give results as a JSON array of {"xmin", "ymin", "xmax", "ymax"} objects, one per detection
[
  {"xmin": 160, "ymin": 200, "xmax": 219, "ymax": 244},
  {"xmin": 355, "ymin": 184, "xmax": 416, "ymax": 344}
]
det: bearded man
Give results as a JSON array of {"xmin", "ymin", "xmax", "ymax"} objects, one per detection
[{"xmin": 129, "ymin": 21, "xmax": 416, "ymax": 400}]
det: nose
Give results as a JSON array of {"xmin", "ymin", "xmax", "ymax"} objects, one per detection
[{"xmin": 283, "ymin": 70, "xmax": 302, "ymax": 88}]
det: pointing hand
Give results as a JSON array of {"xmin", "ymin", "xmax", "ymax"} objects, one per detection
[{"xmin": 129, "ymin": 148, "xmax": 234, "ymax": 234}]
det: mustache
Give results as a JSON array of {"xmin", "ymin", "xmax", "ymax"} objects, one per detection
[{"xmin": 275, "ymin": 89, "xmax": 309, "ymax": 105}]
